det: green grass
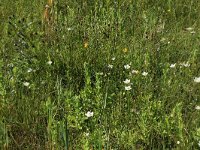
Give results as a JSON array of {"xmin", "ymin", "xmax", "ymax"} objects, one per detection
[{"xmin": 0, "ymin": 0, "xmax": 200, "ymax": 149}]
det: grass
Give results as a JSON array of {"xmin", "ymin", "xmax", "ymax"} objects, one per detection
[{"xmin": 0, "ymin": 0, "xmax": 200, "ymax": 149}]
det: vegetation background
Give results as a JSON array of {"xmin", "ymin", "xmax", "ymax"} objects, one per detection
[{"xmin": 0, "ymin": 0, "xmax": 200, "ymax": 149}]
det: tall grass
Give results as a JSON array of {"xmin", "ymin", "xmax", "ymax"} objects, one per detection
[{"xmin": 0, "ymin": 0, "xmax": 200, "ymax": 149}]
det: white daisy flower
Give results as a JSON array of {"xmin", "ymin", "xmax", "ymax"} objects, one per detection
[
  {"xmin": 142, "ymin": 72, "xmax": 148, "ymax": 76},
  {"xmin": 124, "ymin": 64, "xmax": 130, "ymax": 69},
  {"xmin": 108, "ymin": 64, "xmax": 113, "ymax": 69},
  {"xmin": 85, "ymin": 111, "xmax": 94, "ymax": 118},
  {"xmin": 132, "ymin": 70, "xmax": 139, "ymax": 74},
  {"xmin": 67, "ymin": 27, "xmax": 73, "ymax": 31},
  {"xmin": 111, "ymin": 57, "xmax": 115, "ymax": 61},
  {"xmin": 180, "ymin": 62, "xmax": 190, "ymax": 67},
  {"xmin": 194, "ymin": 77, "xmax": 200, "ymax": 83},
  {"xmin": 170, "ymin": 63, "xmax": 176, "ymax": 68},
  {"xmin": 27, "ymin": 68, "xmax": 33, "ymax": 73},
  {"xmin": 125, "ymin": 85, "xmax": 132, "ymax": 91},
  {"xmin": 123, "ymin": 79, "xmax": 131, "ymax": 84},
  {"xmin": 185, "ymin": 27, "xmax": 194, "ymax": 31},
  {"xmin": 47, "ymin": 60, "xmax": 52, "ymax": 65},
  {"xmin": 85, "ymin": 133, "xmax": 89, "ymax": 137},
  {"xmin": 177, "ymin": 141, "xmax": 180, "ymax": 145},
  {"xmin": 23, "ymin": 82, "xmax": 30, "ymax": 87},
  {"xmin": 195, "ymin": 106, "xmax": 200, "ymax": 110}
]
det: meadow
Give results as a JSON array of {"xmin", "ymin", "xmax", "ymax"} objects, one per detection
[{"xmin": 0, "ymin": 0, "xmax": 200, "ymax": 149}]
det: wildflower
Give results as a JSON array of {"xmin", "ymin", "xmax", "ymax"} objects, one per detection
[
  {"xmin": 180, "ymin": 62, "xmax": 190, "ymax": 67},
  {"xmin": 132, "ymin": 70, "xmax": 139, "ymax": 74},
  {"xmin": 194, "ymin": 77, "xmax": 200, "ymax": 83},
  {"xmin": 195, "ymin": 106, "xmax": 200, "ymax": 110},
  {"xmin": 23, "ymin": 82, "xmax": 30, "ymax": 87},
  {"xmin": 142, "ymin": 72, "xmax": 148, "ymax": 76},
  {"xmin": 125, "ymin": 85, "xmax": 132, "ymax": 91},
  {"xmin": 67, "ymin": 27, "xmax": 72, "ymax": 31},
  {"xmin": 47, "ymin": 60, "xmax": 52, "ymax": 65},
  {"xmin": 185, "ymin": 27, "xmax": 194, "ymax": 31},
  {"xmin": 27, "ymin": 68, "xmax": 33, "ymax": 73},
  {"xmin": 123, "ymin": 79, "xmax": 131, "ymax": 84},
  {"xmin": 108, "ymin": 64, "xmax": 113, "ymax": 69},
  {"xmin": 85, "ymin": 133, "xmax": 89, "ymax": 137},
  {"xmin": 124, "ymin": 64, "xmax": 130, "ymax": 69},
  {"xmin": 170, "ymin": 63, "xmax": 176, "ymax": 68},
  {"xmin": 123, "ymin": 48, "xmax": 128, "ymax": 53},
  {"xmin": 198, "ymin": 141, "xmax": 200, "ymax": 147},
  {"xmin": 177, "ymin": 141, "xmax": 180, "ymax": 145},
  {"xmin": 84, "ymin": 42, "xmax": 88, "ymax": 48},
  {"xmin": 85, "ymin": 111, "xmax": 94, "ymax": 118},
  {"xmin": 98, "ymin": 72, "xmax": 104, "ymax": 76},
  {"xmin": 111, "ymin": 57, "xmax": 115, "ymax": 61}
]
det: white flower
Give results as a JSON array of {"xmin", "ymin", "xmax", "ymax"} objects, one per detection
[
  {"xmin": 111, "ymin": 57, "xmax": 115, "ymax": 61},
  {"xmin": 185, "ymin": 27, "xmax": 194, "ymax": 31},
  {"xmin": 47, "ymin": 60, "xmax": 52, "ymax": 65},
  {"xmin": 27, "ymin": 68, "xmax": 33, "ymax": 73},
  {"xmin": 177, "ymin": 141, "xmax": 180, "ymax": 145},
  {"xmin": 142, "ymin": 72, "xmax": 148, "ymax": 76},
  {"xmin": 67, "ymin": 27, "xmax": 72, "ymax": 31},
  {"xmin": 180, "ymin": 62, "xmax": 190, "ymax": 67},
  {"xmin": 198, "ymin": 141, "xmax": 200, "ymax": 147},
  {"xmin": 108, "ymin": 64, "xmax": 113, "ymax": 69},
  {"xmin": 23, "ymin": 82, "xmax": 30, "ymax": 87},
  {"xmin": 98, "ymin": 72, "xmax": 104, "ymax": 75},
  {"xmin": 123, "ymin": 79, "xmax": 131, "ymax": 84},
  {"xmin": 85, "ymin": 133, "xmax": 89, "ymax": 137},
  {"xmin": 194, "ymin": 77, "xmax": 200, "ymax": 83},
  {"xmin": 195, "ymin": 106, "xmax": 200, "ymax": 110},
  {"xmin": 125, "ymin": 85, "xmax": 132, "ymax": 91},
  {"xmin": 124, "ymin": 64, "xmax": 130, "ymax": 69},
  {"xmin": 85, "ymin": 111, "xmax": 94, "ymax": 118},
  {"xmin": 170, "ymin": 63, "xmax": 176, "ymax": 68},
  {"xmin": 132, "ymin": 70, "xmax": 139, "ymax": 74}
]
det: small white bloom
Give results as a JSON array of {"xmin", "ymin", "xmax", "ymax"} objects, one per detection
[
  {"xmin": 142, "ymin": 72, "xmax": 148, "ymax": 76},
  {"xmin": 177, "ymin": 141, "xmax": 180, "ymax": 145},
  {"xmin": 180, "ymin": 62, "xmax": 190, "ymax": 67},
  {"xmin": 195, "ymin": 106, "xmax": 200, "ymax": 110},
  {"xmin": 27, "ymin": 68, "xmax": 33, "ymax": 73},
  {"xmin": 111, "ymin": 57, "xmax": 115, "ymax": 61},
  {"xmin": 198, "ymin": 141, "xmax": 200, "ymax": 147},
  {"xmin": 124, "ymin": 64, "xmax": 130, "ymax": 69},
  {"xmin": 67, "ymin": 27, "xmax": 72, "ymax": 31},
  {"xmin": 47, "ymin": 60, "xmax": 52, "ymax": 65},
  {"xmin": 125, "ymin": 85, "xmax": 132, "ymax": 91},
  {"xmin": 194, "ymin": 77, "xmax": 200, "ymax": 83},
  {"xmin": 132, "ymin": 70, "xmax": 139, "ymax": 74},
  {"xmin": 185, "ymin": 27, "xmax": 194, "ymax": 31},
  {"xmin": 98, "ymin": 72, "xmax": 104, "ymax": 75},
  {"xmin": 23, "ymin": 82, "xmax": 30, "ymax": 87},
  {"xmin": 85, "ymin": 111, "xmax": 94, "ymax": 118},
  {"xmin": 123, "ymin": 79, "xmax": 131, "ymax": 84},
  {"xmin": 108, "ymin": 64, "xmax": 113, "ymax": 69},
  {"xmin": 170, "ymin": 63, "xmax": 176, "ymax": 68},
  {"xmin": 85, "ymin": 133, "xmax": 89, "ymax": 137}
]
